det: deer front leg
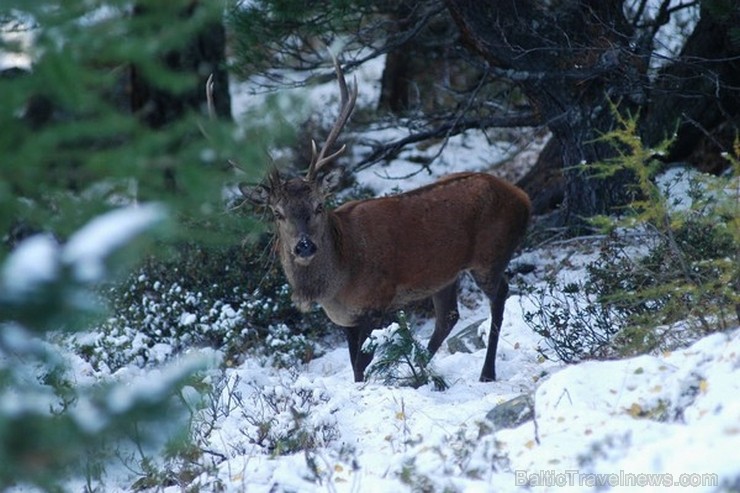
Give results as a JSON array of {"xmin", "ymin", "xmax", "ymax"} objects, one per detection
[{"xmin": 342, "ymin": 324, "xmax": 374, "ymax": 382}]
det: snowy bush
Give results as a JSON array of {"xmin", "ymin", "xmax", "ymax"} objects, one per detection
[
  {"xmin": 241, "ymin": 380, "xmax": 338, "ymax": 455},
  {"xmin": 75, "ymin": 275, "xmax": 252, "ymax": 372},
  {"xmin": 215, "ymin": 372, "xmax": 338, "ymax": 456},
  {"xmin": 265, "ymin": 323, "xmax": 320, "ymax": 369},
  {"xmin": 75, "ymin": 240, "xmax": 327, "ymax": 372},
  {"xmin": 398, "ymin": 424, "xmax": 508, "ymax": 490},
  {"xmin": 521, "ymin": 266, "xmax": 626, "ymax": 363}
]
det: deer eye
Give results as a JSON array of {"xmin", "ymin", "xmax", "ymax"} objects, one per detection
[
  {"xmin": 272, "ymin": 209, "xmax": 285, "ymax": 221},
  {"xmin": 314, "ymin": 203, "xmax": 324, "ymax": 215}
]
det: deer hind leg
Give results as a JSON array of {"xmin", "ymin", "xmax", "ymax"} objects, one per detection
[
  {"xmin": 427, "ymin": 279, "xmax": 460, "ymax": 356},
  {"xmin": 471, "ymin": 267, "xmax": 510, "ymax": 382}
]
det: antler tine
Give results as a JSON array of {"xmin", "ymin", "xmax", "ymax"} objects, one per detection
[
  {"xmin": 206, "ymin": 73, "xmax": 216, "ymax": 120},
  {"xmin": 201, "ymin": 73, "xmax": 249, "ymax": 174},
  {"xmin": 306, "ymin": 52, "xmax": 359, "ymax": 181}
]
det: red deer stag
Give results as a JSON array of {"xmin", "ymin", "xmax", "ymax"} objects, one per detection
[{"xmin": 240, "ymin": 56, "xmax": 531, "ymax": 382}]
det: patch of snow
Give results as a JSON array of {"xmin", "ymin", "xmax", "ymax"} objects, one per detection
[
  {"xmin": 180, "ymin": 312, "xmax": 197, "ymax": 326},
  {"xmin": 657, "ymin": 166, "xmax": 702, "ymax": 211},
  {"xmin": 0, "ymin": 22, "xmax": 34, "ymax": 70},
  {"xmin": 502, "ymin": 328, "xmax": 739, "ymax": 492},
  {"xmin": 191, "ymin": 323, "xmax": 740, "ymax": 493},
  {"xmin": 148, "ymin": 343, "xmax": 173, "ymax": 364},
  {"xmin": 0, "ymin": 233, "xmax": 59, "ymax": 299},
  {"xmin": 352, "ymin": 127, "xmax": 513, "ymax": 196},
  {"xmin": 624, "ymin": 0, "xmax": 700, "ymax": 73},
  {"xmin": 230, "ymin": 50, "xmax": 384, "ymax": 126},
  {"xmin": 62, "ymin": 203, "xmax": 167, "ymax": 282},
  {"xmin": 656, "ymin": 165, "xmax": 738, "ymax": 215}
]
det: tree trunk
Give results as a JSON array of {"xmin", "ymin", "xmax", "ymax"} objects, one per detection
[
  {"xmin": 643, "ymin": 2, "xmax": 740, "ymax": 171},
  {"xmin": 378, "ymin": 3, "xmax": 420, "ymax": 114},
  {"xmin": 126, "ymin": 2, "xmax": 230, "ymax": 192},
  {"xmin": 129, "ymin": 2, "xmax": 231, "ymax": 127},
  {"xmin": 379, "ymin": 49, "xmax": 413, "ymax": 114},
  {"xmin": 516, "ymin": 137, "xmax": 563, "ymax": 216},
  {"xmin": 445, "ymin": 0, "xmax": 645, "ymax": 229}
]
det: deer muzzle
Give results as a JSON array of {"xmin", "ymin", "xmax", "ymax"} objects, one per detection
[{"xmin": 294, "ymin": 235, "xmax": 317, "ymax": 259}]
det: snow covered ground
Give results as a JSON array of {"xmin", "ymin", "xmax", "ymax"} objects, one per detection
[{"xmin": 192, "ymin": 310, "xmax": 738, "ymax": 493}]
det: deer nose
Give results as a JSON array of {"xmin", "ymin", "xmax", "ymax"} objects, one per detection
[{"xmin": 294, "ymin": 236, "xmax": 317, "ymax": 258}]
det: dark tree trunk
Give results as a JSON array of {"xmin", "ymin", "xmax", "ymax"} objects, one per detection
[
  {"xmin": 125, "ymin": 2, "xmax": 230, "ymax": 193},
  {"xmin": 445, "ymin": 0, "xmax": 645, "ymax": 229},
  {"xmin": 129, "ymin": 2, "xmax": 231, "ymax": 127},
  {"xmin": 379, "ymin": 48, "xmax": 414, "ymax": 114},
  {"xmin": 516, "ymin": 137, "xmax": 564, "ymax": 216},
  {"xmin": 643, "ymin": 2, "xmax": 740, "ymax": 171},
  {"xmin": 378, "ymin": 3, "xmax": 414, "ymax": 114},
  {"xmin": 447, "ymin": 0, "xmax": 740, "ymax": 226}
]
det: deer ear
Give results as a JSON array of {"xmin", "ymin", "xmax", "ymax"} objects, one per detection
[
  {"xmin": 320, "ymin": 168, "xmax": 343, "ymax": 196},
  {"xmin": 239, "ymin": 183, "xmax": 270, "ymax": 206}
]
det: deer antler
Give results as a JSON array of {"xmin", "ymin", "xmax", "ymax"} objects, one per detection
[
  {"xmin": 202, "ymin": 73, "xmax": 247, "ymax": 173},
  {"xmin": 305, "ymin": 52, "xmax": 358, "ymax": 181}
]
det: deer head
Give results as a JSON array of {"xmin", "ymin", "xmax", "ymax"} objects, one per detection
[{"xmin": 240, "ymin": 54, "xmax": 357, "ymax": 266}]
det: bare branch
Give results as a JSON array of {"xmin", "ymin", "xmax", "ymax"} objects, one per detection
[{"xmin": 352, "ymin": 111, "xmax": 538, "ymax": 172}]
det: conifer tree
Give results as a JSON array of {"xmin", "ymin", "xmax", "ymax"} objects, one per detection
[{"xmin": 0, "ymin": 1, "xmax": 238, "ymax": 489}]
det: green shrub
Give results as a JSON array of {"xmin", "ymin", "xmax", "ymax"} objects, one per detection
[
  {"xmin": 523, "ymin": 110, "xmax": 739, "ymax": 361},
  {"xmin": 265, "ymin": 323, "xmax": 320, "ymax": 369},
  {"xmin": 364, "ymin": 311, "xmax": 448, "ymax": 390},
  {"xmin": 521, "ymin": 263, "xmax": 626, "ymax": 363}
]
